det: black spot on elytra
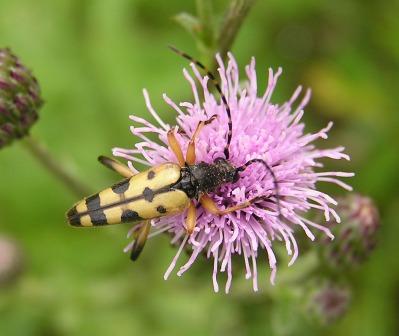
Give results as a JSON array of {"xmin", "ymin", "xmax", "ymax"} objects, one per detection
[
  {"xmin": 143, "ymin": 187, "xmax": 154, "ymax": 202},
  {"xmin": 147, "ymin": 170, "xmax": 155, "ymax": 179},
  {"xmin": 69, "ymin": 217, "xmax": 81, "ymax": 226},
  {"xmin": 121, "ymin": 210, "xmax": 142, "ymax": 223},
  {"xmin": 86, "ymin": 194, "xmax": 107, "ymax": 225},
  {"xmin": 156, "ymin": 205, "xmax": 167, "ymax": 214},
  {"xmin": 67, "ymin": 206, "xmax": 78, "ymax": 218},
  {"xmin": 67, "ymin": 206, "xmax": 81, "ymax": 226},
  {"xmin": 86, "ymin": 194, "xmax": 101, "ymax": 211},
  {"xmin": 111, "ymin": 179, "xmax": 130, "ymax": 194},
  {"xmin": 91, "ymin": 210, "xmax": 108, "ymax": 226}
]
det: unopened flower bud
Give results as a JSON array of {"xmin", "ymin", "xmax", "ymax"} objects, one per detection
[
  {"xmin": 308, "ymin": 282, "xmax": 351, "ymax": 325},
  {"xmin": 323, "ymin": 193, "xmax": 380, "ymax": 268},
  {"xmin": 0, "ymin": 48, "xmax": 42, "ymax": 148}
]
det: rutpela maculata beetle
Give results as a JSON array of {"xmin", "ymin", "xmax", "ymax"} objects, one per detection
[{"xmin": 66, "ymin": 46, "xmax": 281, "ymax": 261}]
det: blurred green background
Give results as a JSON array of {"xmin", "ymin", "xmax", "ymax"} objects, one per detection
[{"xmin": 0, "ymin": 0, "xmax": 398, "ymax": 335}]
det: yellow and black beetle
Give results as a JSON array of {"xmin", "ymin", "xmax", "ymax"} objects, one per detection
[{"xmin": 67, "ymin": 47, "xmax": 280, "ymax": 261}]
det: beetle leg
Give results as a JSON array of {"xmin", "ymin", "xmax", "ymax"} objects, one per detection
[
  {"xmin": 167, "ymin": 129, "xmax": 185, "ymax": 166},
  {"xmin": 98, "ymin": 155, "xmax": 134, "ymax": 178},
  {"xmin": 130, "ymin": 220, "xmax": 151, "ymax": 261},
  {"xmin": 200, "ymin": 193, "xmax": 274, "ymax": 215},
  {"xmin": 185, "ymin": 201, "xmax": 197, "ymax": 235},
  {"xmin": 186, "ymin": 115, "xmax": 217, "ymax": 165}
]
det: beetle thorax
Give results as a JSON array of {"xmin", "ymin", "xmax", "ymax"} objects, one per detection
[{"xmin": 188, "ymin": 159, "xmax": 237, "ymax": 195}]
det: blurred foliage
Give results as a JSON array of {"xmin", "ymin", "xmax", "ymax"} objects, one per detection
[{"xmin": 0, "ymin": 0, "xmax": 398, "ymax": 335}]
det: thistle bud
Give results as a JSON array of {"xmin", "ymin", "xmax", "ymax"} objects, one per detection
[
  {"xmin": 0, "ymin": 48, "xmax": 42, "ymax": 148},
  {"xmin": 308, "ymin": 282, "xmax": 351, "ymax": 325},
  {"xmin": 323, "ymin": 193, "xmax": 380, "ymax": 268}
]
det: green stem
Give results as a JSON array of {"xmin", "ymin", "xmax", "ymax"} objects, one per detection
[
  {"xmin": 195, "ymin": 0, "xmax": 215, "ymax": 63},
  {"xmin": 213, "ymin": 0, "xmax": 256, "ymax": 67},
  {"xmin": 23, "ymin": 136, "xmax": 90, "ymax": 198}
]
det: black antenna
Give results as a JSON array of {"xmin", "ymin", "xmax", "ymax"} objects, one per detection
[
  {"xmin": 236, "ymin": 158, "xmax": 282, "ymax": 217},
  {"xmin": 168, "ymin": 45, "xmax": 232, "ymax": 160}
]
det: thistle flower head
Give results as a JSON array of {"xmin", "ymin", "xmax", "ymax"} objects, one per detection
[
  {"xmin": 0, "ymin": 48, "xmax": 42, "ymax": 149},
  {"xmin": 322, "ymin": 193, "xmax": 380, "ymax": 268},
  {"xmin": 114, "ymin": 53, "xmax": 353, "ymax": 292}
]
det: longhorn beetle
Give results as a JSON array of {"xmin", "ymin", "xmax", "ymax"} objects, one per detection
[{"xmin": 66, "ymin": 46, "xmax": 281, "ymax": 261}]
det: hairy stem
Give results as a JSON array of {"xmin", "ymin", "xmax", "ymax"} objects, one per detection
[
  {"xmin": 23, "ymin": 136, "xmax": 90, "ymax": 197},
  {"xmin": 213, "ymin": 0, "xmax": 256, "ymax": 68}
]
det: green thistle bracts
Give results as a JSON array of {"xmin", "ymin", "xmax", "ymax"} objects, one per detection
[{"xmin": 0, "ymin": 48, "xmax": 42, "ymax": 148}]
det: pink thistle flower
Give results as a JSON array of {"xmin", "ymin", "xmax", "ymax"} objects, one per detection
[{"xmin": 113, "ymin": 53, "xmax": 353, "ymax": 293}]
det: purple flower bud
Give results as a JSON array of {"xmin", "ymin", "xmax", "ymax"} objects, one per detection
[
  {"xmin": 308, "ymin": 282, "xmax": 351, "ymax": 325},
  {"xmin": 323, "ymin": 193, "xmax": 380, "ymax": 268},
  {"xmin": 0, "ymin": 48, "xmax": 43, "ymax": 149}
]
